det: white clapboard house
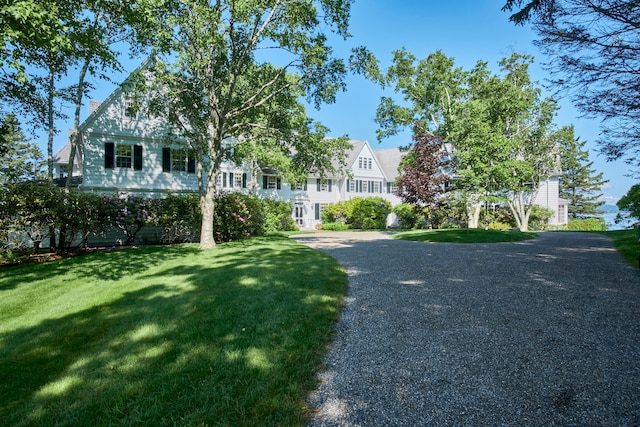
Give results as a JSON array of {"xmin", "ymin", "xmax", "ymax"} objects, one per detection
[{"xmin": 53, "ymin": 63, "xmax": 569, "ymax": 228}]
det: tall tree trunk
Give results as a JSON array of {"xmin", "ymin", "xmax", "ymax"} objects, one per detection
[
  {"xmin": 65, "ymin": 57, "xmax": 90, "ymax": 189},
  {"xmin": 47, "ymin": 68, "xmax": 55, "ymax": 180},
  {"xmin": 198, "ymin": 135, "xmax": 217, "ymax": 249}
]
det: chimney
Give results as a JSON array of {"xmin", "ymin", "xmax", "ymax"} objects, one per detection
[{"xmin": 89, "ymin": 100, "xmax": 102, "ymax": 115}]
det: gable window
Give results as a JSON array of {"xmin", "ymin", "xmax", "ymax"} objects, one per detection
[
  {"xmin": 124, "ymin": 96, "xmax": 138, "ymax": 120},
  {"xmin": 105, "ymin": 142, "xmax": 143, "ymax": 170},
  {"xmin": 358, "ymin": 156, "xmax": 372, "ymax": 170}
]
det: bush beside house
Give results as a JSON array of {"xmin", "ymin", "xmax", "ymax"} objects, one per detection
[{"xmin": 0, "ymin": 182, "xmax": 298, "ymax": 257}]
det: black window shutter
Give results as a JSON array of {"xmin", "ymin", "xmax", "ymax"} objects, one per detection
[
  {"xmin": 304, "ymin": 180, "xmax": 307, "ymax": 191},
  {"xmin": 346, "ymin": 179, "xmax": 350, "ymax": 192},
  {"xmin": 276, "ymin": 177, "xmax": 281, "ymax": 190},
  {"xmin": 242, "ymin": 173, "xmax": 247, "ymax": 188},
  {"xmin": 328, "ymin": 179, "xmax": 332, "ymax": 192},
  {"xmin": 380, "ymin": 181, "xmax": 383, "ymax": 193},
  {"xmin": 387, "ymin": 182, "xmax": 391, "ymax": 193},
  {"xmin": 315, "ymin": 203, "xmax": 320, "ymax": 220},
  {"xmin": 187, "ymin": 153, "xmax": 196, "ymax": 173},
  {"xmin": 263, "ymin": 176, "xmax": 268, "ymax": 189},
  {"xmin": 162, "ymin": 147, "xmax": 171, "ymax": 172},
  {"xmin": 316, "ymin": 179, "xmax": 321, "ymax": 192},
  {"xmin": 229, "ymin": 173, "xmax": 234, "ymax": 188},
  {"xmin": 223, "ymin": 172, "xmax": 227, "ymax": 187},
  {"xmin": 133, "ymin": 145, "xmax": 143, "ymax": 170},
  {"xmin": 105, "ymin": 142, "xmax": 115, "ymax": 169}
]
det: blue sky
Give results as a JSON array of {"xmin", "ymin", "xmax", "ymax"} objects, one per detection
[{"xmin": 49, "ymin": 0, "xmax": 636, "ymax": 203}]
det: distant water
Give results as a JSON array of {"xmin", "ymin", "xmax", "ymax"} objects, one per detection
[{"xmin": 600, "ymin": 204, "xmax": 636, "ymax": 231}]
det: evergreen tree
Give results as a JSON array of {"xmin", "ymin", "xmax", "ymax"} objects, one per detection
[
  {"xmin": 0, "ymin": 114, "xmax": 45, "ymax": 184},
  {"xmin": 556, "ymin": 126, "xmax": 607, "ymax": 218}
]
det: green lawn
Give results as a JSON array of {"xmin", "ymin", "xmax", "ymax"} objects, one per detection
[
  {"xmin": 600, "ymin": 228, "xmax": 640, "ymax": 268},
  {"xmin": 393, "ymin": 228, "xmax": 538, "ymax": 243},
  {"xmin": 0, "ymin": 235, "xmax": 347, "ymax": 426}
]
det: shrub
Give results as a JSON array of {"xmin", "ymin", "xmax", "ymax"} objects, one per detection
[
  {"xmin": 319, "ymin": 222, "xmax": 351, "ymax": 231},
  {"xmin": 213, "ymin": 192, "xmax": 266, "ymax": 242},
  {"xmin": 157, "ymin": 193, "xmax": 201, "ymax": 243},
  {"xmin": 487, "ymin": 221, "xmax": 513, "ymax": 230},
  {"xmin": 529, "ymin": 206, "xmax": 555, "ymax": 231},
  {"xmin": 102, "ymin": 193, "xmax": 162, "ymax": 245},
  {"xmin": 392, "ymin": 203, "xmax": 418, "ymax": 229},
  {"xmin": 567, "ymin": 217, "xmax": 607, "ymax": 231},
  {"xmin": 262, "ymin": 199, "xmax": 297, "ymax": 232},
  {"xmin": 351, "ymin": 197, "xmax": 391, "ymax": 229},
  {"xmin": 0, "ymin": 181, "xmax": 58, "ymax": 253},
  {"xmin": 322, "ymin": 199, "xmax": 357, "ymax": 224}
]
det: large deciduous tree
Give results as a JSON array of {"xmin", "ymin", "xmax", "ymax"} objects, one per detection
[
  {"xmin": 395, "ymin": 128, "xmax": 450, "ymax": 207},
  {"xmin": 502, "ymin": 0, "xmax": 640, "ymax": 173},
  {"xmin": 450, "ymin": 54, "xmax": 558, "ymax": 231},
  {"xmin": 616, "ymin": 184, "xmax": 640, "ymax": 224},
  {"xmin": 149, "ymin": 0, "xmax": 357, "ymax": 249},
  {"xmin": 555, "ymin": 125, "xmax": 607, "ymax": 218}
]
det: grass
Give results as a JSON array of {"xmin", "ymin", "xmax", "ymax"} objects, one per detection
[
  {"xmin": 393, "ymin": 228, "xmax": 538, "ymax": 243},
  {"xmin": 0, "ymin": 235, "xmax": 347, "ymax": 426},
  {"xmin": 600, "ymin": 228, "xmax": 640, "ymax": 268}
]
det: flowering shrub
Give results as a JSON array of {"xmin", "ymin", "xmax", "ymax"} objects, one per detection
[
  {"xmin": 213, "ymin": 192, "xmax": 262, "ymax": 242},
  {"xmin": 102, "ymin": 193, "xmax": 162, "ymax": 245},
  {"xmin": 157, "ymin": 193, "xmax": 201, "ymax": 243}
]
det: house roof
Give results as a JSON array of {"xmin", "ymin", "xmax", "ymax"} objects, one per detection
[
  {"xmin": 52, "ymin": 142, "xmax": 82, "ymax": 166},
  {"xmin": 374, "ymin": 147, "xmax": 404, "ymax": 181}
]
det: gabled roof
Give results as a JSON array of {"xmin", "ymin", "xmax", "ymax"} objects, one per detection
[
  {"xmin": 53, "ymin": 141, "xmax": 83, "ymax": 166},
  {"xmin": 79, "ymin": 55, "xmax": 156, "ymax": 133},
  {"xmin": 374, "ymin": 147, "xmax": 404, "ymax": 181}
]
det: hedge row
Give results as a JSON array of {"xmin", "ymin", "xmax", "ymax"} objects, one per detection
[{"xmin": 0, "ymin": 181, "xmax": 297, "ymax": 253}]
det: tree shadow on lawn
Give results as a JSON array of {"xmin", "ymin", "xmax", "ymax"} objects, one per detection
[
  {"xmin": 0, "ymin": 244, "xmax": 203, "ymax": 291},
  {"xmin": 0, "ymin": 241, "xmax": 345, "ymax": 425}
]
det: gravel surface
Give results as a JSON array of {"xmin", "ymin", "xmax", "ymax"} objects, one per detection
[{"xmin": 291, "ymin": 231, "xmax": 640, "ymax": 426}]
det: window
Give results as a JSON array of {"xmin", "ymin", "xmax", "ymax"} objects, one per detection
[
  {"xmin": 172, "ymin": 149, "xmax": 187, "ymax": 172},
  {"xmin": 234, "ymin": 173, "xmax": 243, "ymax": 188},
  {"xmin": 105, "ymin": 143, "xmax": 142, "ymax": 170},
  {"xmin": 358, "ymin": 156, "xmax": 372, "ymax": 170},
  {"xmin": 124, "ymin": 96, "xmax": 138, "ymax": 119},
  {"xmin": 293, "ymin": 180, "xmax": 307, "ymax": 191},
  {"xmin": 316, "ymin": 178, "xmax": 332, "ymax": 192},
  {"xmin": 266, "ymin": 176, "xmax": 278, "ymax": 189},
  {"xmin": 349, "ymin": 180, "xmax": 356, "ymax": 192},
  {"xmin": 373, "ymin": 181, "xmax": 380, "ymax": 193},
  {"xmin": 314, "ymin": 203, "xmax": 328, "ymax": 220},
  {"xmin": 263, "ymin": 175, "xmax": 281, "ymax": 190},
  {"xmin": 116, "ymin": 145, "xmax": 132, "ymax": 168},
  {"xmin": 162, "ymin": 147, "xmax": 195, "ymax": 173}
]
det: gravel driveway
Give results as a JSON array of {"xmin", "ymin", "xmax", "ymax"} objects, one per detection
[{"xmin": 291, "ymin": 231, "xmax": 640, "ymax": 426}]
